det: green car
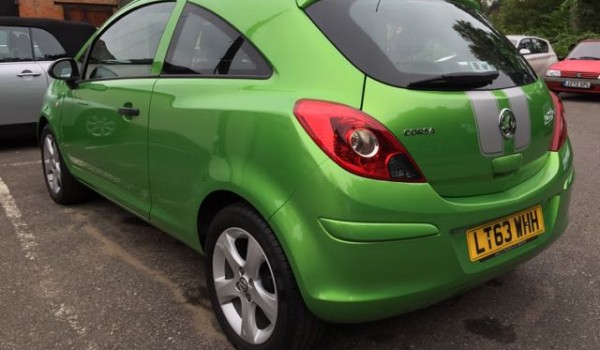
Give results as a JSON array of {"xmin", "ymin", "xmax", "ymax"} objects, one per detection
[{"xmin": 39, "ymin": 0, "xmax": 574, "ymax": 348}]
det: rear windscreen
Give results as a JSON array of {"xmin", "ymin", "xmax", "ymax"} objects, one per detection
[{"xmin": 306, "ymin": 0, "xmax": 537, "ymax": 90}]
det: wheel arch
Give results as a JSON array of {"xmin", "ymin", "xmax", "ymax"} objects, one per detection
[
  {"xmin": 196, "ymin": 190, "xmax": 256, "ymax": 252},
  {"xmin": 37, "ymin": 116, "xmax": 49, "ymax": 142}
]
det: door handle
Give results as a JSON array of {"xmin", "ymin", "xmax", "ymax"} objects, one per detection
[
  {"xmin": 17, "ymin": 70, "xmax": 42, "ymax": 77},
  {"xmin": 118, "ymin": 106, "xmax": 140, "ymax": 118}
]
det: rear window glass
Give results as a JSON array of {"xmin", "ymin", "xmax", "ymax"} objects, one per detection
[{"xmin": 306, "ymin": 0, "xmax": 536, "ymax": 90}]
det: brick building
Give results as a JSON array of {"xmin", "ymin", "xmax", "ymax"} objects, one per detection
[{"xmin": 5, "ymin": 0, "xmax": 128, "ymax": 27}]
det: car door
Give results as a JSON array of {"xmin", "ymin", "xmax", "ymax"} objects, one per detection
[
  {"xmin": 0, "ymin": 26, "xmax": 48, "ymax": 126},
  {"xmin": 60, "ymin": 1, "xmax": 176, "ymax": 218},
  {"xmin": 533, "ymin": 38, "xmax": 556, "ymax": 74},
  {"xmin": 530, "ymin": 38, "xmax": 547, "ymax": 74},
  {"xmin": 517, "ymin": 38, "xmax": 539, "ymax": 74},
  {"xmin": 147, "ymin": 3, "xmax": 272, "ymax": 245}
]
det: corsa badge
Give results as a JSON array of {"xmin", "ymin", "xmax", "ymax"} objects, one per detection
[{"xmin": 499, "ymin": 108, "xmax": 517, "ymax": 139}]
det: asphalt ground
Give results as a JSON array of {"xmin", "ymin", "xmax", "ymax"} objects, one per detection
[{"xmin": 0, "ymin": 94, "xmax": 599, "ymax": 350}]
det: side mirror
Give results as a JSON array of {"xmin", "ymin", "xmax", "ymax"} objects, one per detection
[
  {"xmin": 519, "ymin": 48, "xmax": 532, "ymax": 55},
  {"xmin": 48, "ymin": 58, "xmax": 80, "ymax": 89}
]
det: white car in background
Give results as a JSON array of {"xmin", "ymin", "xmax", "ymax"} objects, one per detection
[{"xmin": 507, "ymin": 35, "xmax": 558, "ymax": 76}]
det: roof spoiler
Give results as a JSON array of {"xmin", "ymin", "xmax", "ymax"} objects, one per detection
[{"xmin": 297, "ymin": 0, "xmax": 481, "ymax": 11}]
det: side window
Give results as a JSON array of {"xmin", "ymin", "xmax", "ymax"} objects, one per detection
[
  {"xmin": 31, "ymin": 28, "xmax": 67, "ymax": 61},
  {"xmin": 536, "ymin": 39, "xmax": 549, "ymax": 54},
  {"xmin": 518, "ymin": 39, "xmax": 532, "ymax": 54},
  {"xmin": 0, "ymin": 26, "xmax": 33, "ymax": 62},
  {"xmin": 84, "ymin": 2, "xmax": 175, "ymax": 80},
  {"xmin": 163, "ymin": 4, "xmax": 271, "ymax": 77},
  {"xmin": 530, "ymin": 39, "xmax": 542, "ymax": 54}
]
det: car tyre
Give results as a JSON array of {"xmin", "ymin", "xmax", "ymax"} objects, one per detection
[
  {"xmin": 206, "ymin": 203, "xmax": 323, "ymax": 350},
  {"xmin": 40, "ymin": 124, "xmax": 92, "ymax": 204}
]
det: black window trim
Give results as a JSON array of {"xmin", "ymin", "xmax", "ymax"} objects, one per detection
[
  {"xmin": 79, "ymin": 0, "xmax": 176, "ymax": 84},
  {"xmin": 159, "ymin": 2, "xmax": 273, "ymax": 80}
]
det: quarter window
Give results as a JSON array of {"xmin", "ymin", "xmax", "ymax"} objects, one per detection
[
  {"xmin": 518, "ymin": 39, "xmax": 532, "ymax": 53},
  {"xmin": 84, "ymin": 2, "xmax": 175, "ymax": 80},
  {"xmin": 31, "ymin": 28, "xmax": 67, "ymax": 61},
  {"xmin": 163, "ymin": 4, "xmax": 271, "ymax": 77},
  {"xmin": 533, "ymin": 39, "xmax": 549, "ymax": 54}
]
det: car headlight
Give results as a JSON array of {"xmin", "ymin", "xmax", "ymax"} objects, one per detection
[{"xmin": 546, "ymin": 70, "xmax": 561, "ymax": 77}]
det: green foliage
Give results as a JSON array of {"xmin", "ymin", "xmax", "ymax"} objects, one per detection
[
  {"xmin": 484, "ymin": 0, "xmax": 600, "ymax": 57},
  {"xmin": 553, "ymin": 32, "xmax": 600, "ymax": 58}
]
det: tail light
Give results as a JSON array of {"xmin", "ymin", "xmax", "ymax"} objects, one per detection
[
  {"xmin": 550, "ymin": 93, "xmax": 568, "ymax": 151},
  {"xmin": 294, "ymin": 99, "xmax": 425, "ymax": 182}
]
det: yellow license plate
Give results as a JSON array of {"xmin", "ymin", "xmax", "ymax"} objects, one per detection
[{"xmin": 466, "ymin": 205, "xmax": 545, "ymax": 262}]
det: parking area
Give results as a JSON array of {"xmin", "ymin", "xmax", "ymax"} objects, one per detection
[{"xmin": 1, "ymin": 94, "xmax": 599, "ymax": 350}]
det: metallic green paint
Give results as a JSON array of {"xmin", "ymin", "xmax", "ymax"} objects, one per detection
[
  {"xmin": 492, "ymin": 153, "xmax": 524, "ymax": 175},
  {"xmin": 319, "ymin": 219, "xmax": 440, "ymax": 242},
  {"xmin": 362, "ymin": 78, "xmax": 555, "ymax": 197},
  {"xmin": 61, "ymin": 79, "xmax": 155, "ymax": 218},
  {"xmin": 269, "ymin": 144, "xmax": 573, "ymax": 322},
  {"xmin": 39, "ymin": 0, "xmax": 574, "ymax": 326}
]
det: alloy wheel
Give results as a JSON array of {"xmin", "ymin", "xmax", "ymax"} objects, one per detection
[
  {"xmin": 212, "ymin": 227, "xmax": 278, "ymax": 345},
  {"xmin": 43, "ymin": 134, "xmax": 62, "ymax": 195}
]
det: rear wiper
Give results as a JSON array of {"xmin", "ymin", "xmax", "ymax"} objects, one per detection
[{"xmin": 407, "ymin": 71, "xmax": 500, "ymax": 89}]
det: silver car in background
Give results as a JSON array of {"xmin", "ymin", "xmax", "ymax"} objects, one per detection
[
  {"xmin": 507, "ymin": 35, "xmax": 558, "ymax": 76},
  {"xmin": 0, "ymin": 17, "xmax": 95, "ymax": 128}
]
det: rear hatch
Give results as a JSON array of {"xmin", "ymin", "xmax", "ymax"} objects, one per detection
[{"xmin": 306, "ymin": 0, "xmax": 556, "ymax": 196}]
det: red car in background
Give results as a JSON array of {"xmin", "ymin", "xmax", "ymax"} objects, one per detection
[{"xmin": 545, "ymin": 39, "xmax": 600, "ymax": 94}]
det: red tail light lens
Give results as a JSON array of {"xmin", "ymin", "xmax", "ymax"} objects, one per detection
[
  {"xmin": 294, "ymin": 99, "xmax": 425, "ymax": 182},
  {"xmin": 550, "ymin": 93, "xmax": 568, "ymax": 151}
]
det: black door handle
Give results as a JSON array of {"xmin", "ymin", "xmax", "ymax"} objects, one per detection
[{"xmin": 118, "ymin": 106, "xmax": 139, "ymax": 117}]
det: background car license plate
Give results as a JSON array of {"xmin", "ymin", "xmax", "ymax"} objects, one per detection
[
  {"xmin": 466, "ymin": 206, "xmax": 545, "ymax": 262},
  {"xmin": 564, "ymin": 80, "xmax": 591, "ymax": 89}
]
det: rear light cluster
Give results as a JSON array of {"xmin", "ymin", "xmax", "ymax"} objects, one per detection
[
  {"xmin": 294, "ymin": 99, "xmax": 425, "ymax": 182},
  {"xmin": 550, "ymin": 93, "xmax": 568, "ymax": 151}
]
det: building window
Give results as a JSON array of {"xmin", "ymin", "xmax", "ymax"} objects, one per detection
[{"xmin": 63, "ymin": 4, "xmax": 115, "ymax": 28}]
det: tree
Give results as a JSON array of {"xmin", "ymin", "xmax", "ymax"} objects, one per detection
[
  {"xmin": 482, "ymin": 0, "xmax": 600, "ymax": 57},
  {"xmin": 570, "ymin": 0, "xmax": 600, "ymax": 32}
]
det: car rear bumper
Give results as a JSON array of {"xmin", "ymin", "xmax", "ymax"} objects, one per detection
[
  {"xmin": 269, "ymin": 143, "xmax": 574, "ymax": 323},
  {"xmin": 545, "ymin": 77, "xmax": 600, "ymax": 93}
]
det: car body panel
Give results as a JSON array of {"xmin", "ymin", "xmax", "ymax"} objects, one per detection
[
  {"xmin": 0, "ymin": 61, "xmax": 48, "ymax": 125},
  {"xmin": 146, "ymin": 0, "xmax": 364, "ymax": 249},
  {"xmin": 269, "ymin": 142, "xmax": 573, "ymax": 322},
  {"xmin": 362, "ymin": 78, "xmax": 554, "ymax": 197},
  {"xmin": 60, "ymin": 79, "xmax": 156, "ymax": 218}
]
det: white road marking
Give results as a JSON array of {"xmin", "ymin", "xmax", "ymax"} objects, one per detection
[
  {"xmin": 0, "ymin": 176, "xmax": 37, "ymax": 260},
  {"xmin": 0, "ymin": 160, "xmax": 42, "ymax": 168},
  {"xmin": 0, "ymin": 176, "xmax": 96, "ymax": 348}
]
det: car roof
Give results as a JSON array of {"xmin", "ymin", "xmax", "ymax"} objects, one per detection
[
  {"xmin": 0, "ymin": 17, "xmax": 96, "ymax": 56},
  {"xmin": 581, "ymin": 39, "xmax": 600, "ymax": 43}
]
